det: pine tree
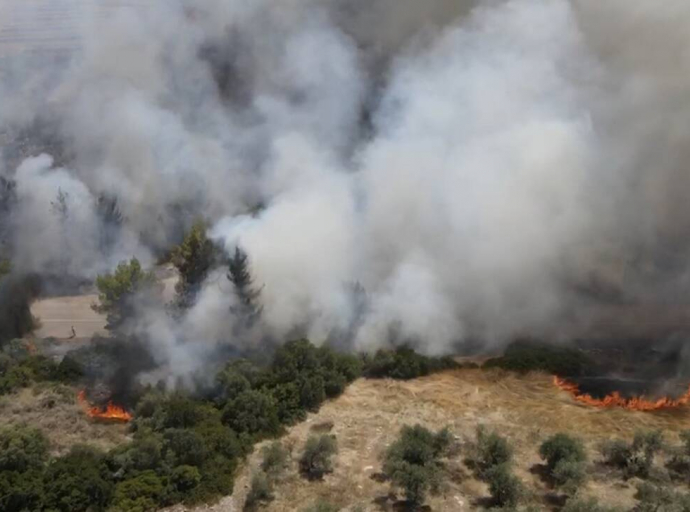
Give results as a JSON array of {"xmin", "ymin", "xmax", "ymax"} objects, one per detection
[
  {"xmin": 171, "ymin": 222, "xmax": 221, "ymax": 309},
  {"xmin": 96, "ymin": 194, "xmax": 124, "ymax": 255},
  {"xmin": 227, "ymin": 246, "xmax": 262, "ymax": 327}
]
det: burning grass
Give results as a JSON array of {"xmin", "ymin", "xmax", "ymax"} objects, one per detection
[
  {"xmin": 76, "ymin": 389, "xmax": 133, "ymax": 422},
  {"xmin": 553, "ymin": 376, "xmax": 690, "ymax": 412}
]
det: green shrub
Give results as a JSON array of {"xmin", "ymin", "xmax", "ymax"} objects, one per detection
[
  {"xmin": 636, "ymin": 482, "xmax": 690, "ymax": 512},
  {"xmin": 164, "ymin": 429, "xmax": 207, "ymax": 467},
  {"xmin": 222, "ymin": 389, "xmax": 281, "ymax": 437},
  {"xmin": 552, "ymin": 459, "xmax": 586, "ymax": 494},
  {"xmin": 261, "ymin": 442, "xmax": 289, "ymax": 478},
  {"xmin": 43, "ymin": 445, "xmax": 114, "ymax": 512},
  {"xmin": 601, "ymin": 430, "xmax": 664, "ymax": 479},
  {"xmin": 539, "ymin": 433, "xmax": 586, "ymax": 471},
  {"xmin": 561, "ymin": 496, "xmax": 619, "ymax": 512},
  {"xmin": 0, "ymin": 425, "xmax": 49, "ymax": 472},
  {"xmin": 244, "ymin": 472, "xmax": 274, "ymax": 510},
  {"xmin": 486, "ymin": 464, "xmax": 522, "ymax": 508},
  {"xmin": 539, "ymin": 433, "xmax": 586, "ymax": 492},
  {"xmin": 382, "ymin": 425, "xmax": 451, "ymax": 506},
  {"xmin": 0, "ymin": 468, "xmax": 45, "ymax": 512},
  {"xmin": 472, "ymin": 425, "xmax": 513, "ymax": 477},
  {"xmin": 363, "ymin": 346, "xmax": 457, "ymax": 380},
  {"xmin": 299, "ymin": 435, "xmax": 338, "ymax": 480},
  {"xmin": 171, "ymin": 465, "xmax": 201, "ymax": 493},
  {"xmin": 483, "ymin": 340, "xmax": 592, "ymax": 376},
  {"xmin": 111, "ymin": 470, "xmax": 166, "ymax": 512}
]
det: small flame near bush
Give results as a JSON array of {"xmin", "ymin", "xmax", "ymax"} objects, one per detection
[
  {"xmin": 553, "ymin": 376, "xmax": 690, "ymax": 411},
  {"xmin": 77, "ymin": 390, "xmax": 132, "ymax": 422}
]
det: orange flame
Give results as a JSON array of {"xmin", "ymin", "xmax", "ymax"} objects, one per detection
[
  {"xmin": 77, "ymin": 390, "xmax": 133, "ymax": 422},
  {"xmin": 553, "ymin": 376, "xmax": 690, "ymax": 411}
]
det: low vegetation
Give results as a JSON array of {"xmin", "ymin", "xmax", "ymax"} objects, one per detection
[
  {"xmin": 483, "ymin": 340, "xmax": 593, "ymax": 376},
  {"xmin": 382, "ymin": 424, "xmax": 452, "ymax": 507},
  {"xmin": 0, "ymin": 342, "xmax": 82, "ymax": 395},
  {"xmin": 600, "ymin": 430, "xmax": 664, "ymax": 479},
  {"xmin": 299, "ymin": 434, "xmax": 338, "ymax": 480},
  {"xmin": 362, "ymin": 346, "xmax": 458, "ymax": 380},
  {"xmin": 539, "ymin": 433, "xmax": 587, "ymax": 493}
]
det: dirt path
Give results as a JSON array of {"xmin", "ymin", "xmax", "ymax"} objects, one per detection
[{"xmin": 31, "ymin": 294, "xmax": 107, "ymax": 340}]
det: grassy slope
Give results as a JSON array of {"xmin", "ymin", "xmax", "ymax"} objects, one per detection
[{"xmin": 176, "ymin": 368, "xmax": 690, "ymax": 511}]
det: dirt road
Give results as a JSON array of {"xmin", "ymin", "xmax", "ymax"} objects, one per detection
[{"xmin": 31, "ymin": 294, "xmax": 107, "ymax": 340}]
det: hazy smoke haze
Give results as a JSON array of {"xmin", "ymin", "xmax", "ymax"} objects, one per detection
[{"xmin": 2, "ymin": 0, "xmax": 690, "ymax": 378}]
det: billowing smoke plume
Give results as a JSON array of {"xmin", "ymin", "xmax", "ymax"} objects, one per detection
[{"xmin": 2, "ymin": 0, "xmax": 690, "ymax": 380}]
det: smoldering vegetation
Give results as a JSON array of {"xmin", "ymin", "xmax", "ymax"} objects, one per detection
[{"xmin": 2, "ymin": 0, "xmax": 690, "ymax": 386}]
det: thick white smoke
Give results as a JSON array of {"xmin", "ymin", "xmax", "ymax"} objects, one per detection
[{"xmin": 2, "ymin": 0, "xmax": 690, "ymax": 378}]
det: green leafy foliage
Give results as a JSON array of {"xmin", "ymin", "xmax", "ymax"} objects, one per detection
[
  {"xmin": 363, "ymin": 346, "xmax": 457, "ymax": 380},
  {"xmin": 171, "ymin": 222, "xmax": 222, "ymax": 309},
  {"xmin": 93, "ymin": 258, "xmax": 157, "ymax": 331},
  {"xmin": 636, "ymin": 482, "xmax": 690, "ymax": 512},
  {"xmin": 299, "ymin": 434, "xmax": 338, "ymax": 480},
  {"xmin": 244, "ymin": 472, "xmax": 274, "ymax": 511},
  {"xmin": 483, "ymin": 340, "xmax": 592, "ymax": 376},
  {"xmin": 43, "ymin": 445, "xmax": 114, "ymax": 512},
  {"xmin": 486, "ymin": 464, "xmax": 523, "ymax": 508},
  {"xmin": 539, "ymin": 433, "xmax": 587, "ymax": 492},
  {"xmin": 382, "ymin": 424, "xmax": 451, "ymax": 506},
  {"xmin": 261, "ymin": 442, "xmax": 290, "ymax": 478},
  {"xmin": 0, "ymin": 425, "xmax": 49, "ymax": 472},
  {"xmin": 561, "ymin": 496, "xmax": 620, "ymax": 512},
  {"xmin": 471, "ymin": 425, "xmax": 513, "ymax": 478},
  {"xmin": 601, "ymin": 430, "xmax": 664, "ymax": 479},
  {"xmin": 0, "ymin": 353, "xmax": 82, "ymax": 395}
]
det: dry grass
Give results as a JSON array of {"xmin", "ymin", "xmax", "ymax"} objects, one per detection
[
  {"xmin": 0, "ymin": 384, "xmax": 130, "ymax": 455},
  {"xmin": 176, "ymin": 368, "xmax": 690, "ymax": 512}
]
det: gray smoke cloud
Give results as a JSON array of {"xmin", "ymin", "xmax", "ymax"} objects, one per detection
[{"xmin": 2, "ymin": 0, "xmax": 690, "ymax": 379}]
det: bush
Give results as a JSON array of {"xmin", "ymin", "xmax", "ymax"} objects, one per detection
[
  {"xmin": 299, "ymin": 435, "xmax": 338, "ymax": 480},
  {"xmin": 552, "ymin": 459, "xmax": 586, "ymax": 494},
  {"xmin": 486, "ymin": 464, "xmax": 522, "ymax": 508},
  {"xmin": 363, "ymin": 346, "xmax": 457, "ymax": 380},
  {"xmin": 601, "ymin": 430, "xmax": 663, "ymax": 479},
  {"xmin": 110, "ymin": 470, "xmax": 166, "ymax": 512},
  {"xmin": 382, "ymin": 425, "xmax": 451, "ymax": 506},
  {"xmin": 222, "ymin": 389, "xmax": 281, "ymax": 437},
  {"xmin": 539, "ymin": 433, "xmax": 586, "ymax": 471},
  {"xmin": 472, "ymin": 425, "xmax": 513, "ymax": 477},
  {"xmin": 561, "ymin": 496, "xmax": 619, "ymax": 512},
  {"xmin": 244, "ymin": 472, "xmax": 274, "ymax": 511},
  {"xmin": 483, "ymin": 340, "xmax": 592, "ymax": 376},
  {"xmin": 539, "ymin": 433, "xmax": 586, "ymax": 492},
  {"xmin": 0, "ymin": 468, "xmax": 45, "ymax": 512},
  {"xmin": 636, "ymin": 482, "xmax": 690, "ymax": 512},
  {"xmin": 43, "ymin": 445, "xmax": 114, "ymax": 512},
  {"xmin": 261, "ymin": 442, "xmax": 289, "ymax": 478},
  {"xmin": 0, "ymin": 425, "xmax": 49, "ymax": 472}
]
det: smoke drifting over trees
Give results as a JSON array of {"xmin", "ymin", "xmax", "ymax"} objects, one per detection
[{"xmin": 2, "ymin": 0, "xmax": 690, "ymax": 379}]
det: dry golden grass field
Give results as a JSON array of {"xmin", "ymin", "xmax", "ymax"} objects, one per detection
[{"xmin": 162, "ymin": 368, "xmax": 690, "ymax": 512}]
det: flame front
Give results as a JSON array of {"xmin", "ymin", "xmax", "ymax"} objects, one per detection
[
  {"xmin": 77, "ymin": 390, "xmax": 133, "ymax": 422},
  {"xmin": 553, "ymin": 376, "xmax": 690, "ymax": 411}
]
